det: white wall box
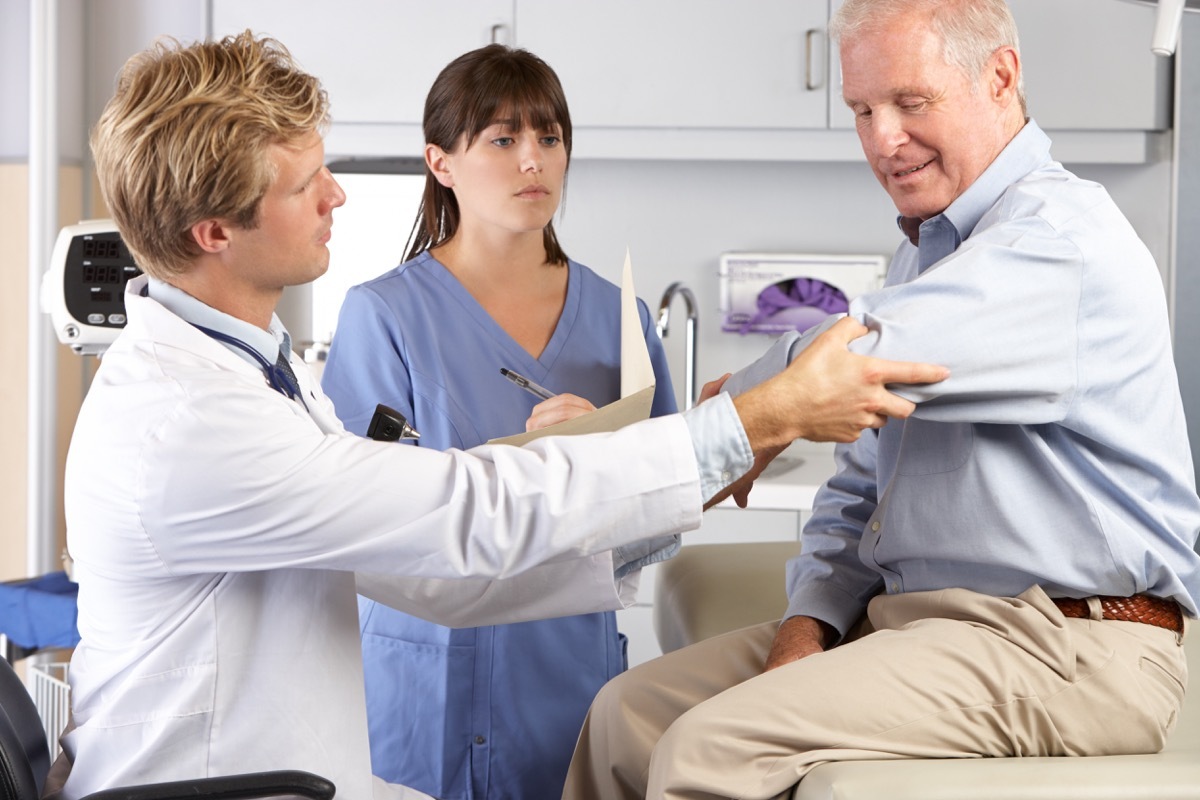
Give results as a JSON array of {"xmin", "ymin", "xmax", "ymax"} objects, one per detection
[{"xmin": 718, "ymin": 252, "xmax": 887, "ymax": 334}]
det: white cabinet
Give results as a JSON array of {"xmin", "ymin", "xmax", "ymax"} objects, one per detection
[
  {"xmin": 211, "ymin": 2, "xmax": 1171, "ymax": 164},
  {"xmin": 829, "ymin": 0, "xmax": 1171, "ymax": 132},
  {"xmin": 516, "ymin": 0, "xmax": 832, "ymax": 130},
  {"xmin": 211, "ymin": 0, "xmax": 514, "ymax": 153},
  {"xmin": 1010, "ymin": 0, "xmax": 1170, "ymax": 131}
]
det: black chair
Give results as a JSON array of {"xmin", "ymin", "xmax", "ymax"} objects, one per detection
[{"xmin": 0, "ymin": 657, "xmax": 335, "ymax": 800}]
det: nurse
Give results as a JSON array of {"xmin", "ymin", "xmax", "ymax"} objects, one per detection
[{"xmin": 321, "ymin": 45, "xmax": 676, "ymax": 799}]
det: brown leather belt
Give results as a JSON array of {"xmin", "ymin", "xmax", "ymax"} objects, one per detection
[{"xmin": 1052, "ymin": 594, "xmax": 1183, "ymax": 633}]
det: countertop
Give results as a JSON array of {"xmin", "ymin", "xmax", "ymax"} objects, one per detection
[{"xmin": 716, "ymin": 442, "xmax": 838, "ymax": 512}]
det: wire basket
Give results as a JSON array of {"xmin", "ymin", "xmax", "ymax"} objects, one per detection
[{"xmin": 28, "ymin": 661, "xmax": 70, "ymax": 759}]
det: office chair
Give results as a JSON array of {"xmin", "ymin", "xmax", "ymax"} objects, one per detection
[{"xmin": 0, "ymin": 657, "xmax": 335, "ymax": 800}]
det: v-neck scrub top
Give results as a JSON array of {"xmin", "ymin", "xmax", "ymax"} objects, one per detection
[{"xmin": 322, "ymin": 252, "xmax": 677, "ymax": 800}]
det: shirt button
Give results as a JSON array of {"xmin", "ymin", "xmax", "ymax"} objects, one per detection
[
  {"xmin": 721, "ymin": 471, "xmax": 732, "ymax": 483},
  {"xmin": 474, "ymin": 735, "xmax": 486, "ymax": 745},
  {"xmin": 871, "ymin": 521, "xmax": 881, "ymax": 532},
  {"xmin": 891, "ymin": 582, "xmax": 899, "ymax": 593}
]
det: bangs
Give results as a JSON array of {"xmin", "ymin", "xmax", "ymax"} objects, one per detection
[{"xmin": 463, "ymin": 70, "xmax": 571, "ymax": 151}]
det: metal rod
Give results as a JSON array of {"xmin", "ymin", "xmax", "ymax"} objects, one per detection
[{"xmin": 28, "ymin": 0, "xmax": 60, "ymax": 576}]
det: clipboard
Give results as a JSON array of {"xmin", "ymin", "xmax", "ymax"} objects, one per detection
[{"xmin": 489, "ymin": 250, "xmax": 656, "ymax": 446}]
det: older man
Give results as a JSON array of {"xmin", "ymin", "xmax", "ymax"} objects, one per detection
[{"xmin": 562, "ymin": 1, "xmax": 1200, "ymax": 798}]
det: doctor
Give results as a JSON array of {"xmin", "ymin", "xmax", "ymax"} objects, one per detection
[{"xmin": 50, "ymin": 31, "xmax": 947, "ymax": 800}]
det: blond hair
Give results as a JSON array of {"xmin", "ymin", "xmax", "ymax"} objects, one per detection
[
  {"xmin": 91, "ymin": 31, "xmax": 329, "ymax": 279},
  {"xmin": 831, "ymin": 0, "xmax": 1026, "ymax": 114}
]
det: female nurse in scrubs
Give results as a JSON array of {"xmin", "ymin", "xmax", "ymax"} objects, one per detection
[{"xmin": 321, "ymin": 45, "xmax": 676, "ymax": 800}]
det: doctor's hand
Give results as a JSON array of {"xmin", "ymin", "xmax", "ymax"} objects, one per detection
[
  {"xmin": 733, "ymin": 316, "xmax": 949, "ymax": 453},
  {"xmin": 525, "ymin": 393, "xmax": 597, "ymax": 432},
  {"xmin": 764, "ymin": 615, "xmax": 836, "ymax": 672}
]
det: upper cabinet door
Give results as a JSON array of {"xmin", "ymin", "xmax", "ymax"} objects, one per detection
[
  {"xmin": 1009, "ymin": 0, "xmax": 1170, "ymax": 131},
  {"xmin": 515, "ymin": 0, "xmax": 832, "ymax": 130},
  {"xmin": 211, "ymin": 0, "xmax": 515, "ymax": 126},
  {"xmin": 830, "ymin": 0, "xmax": 1170, "ymax": 131}
]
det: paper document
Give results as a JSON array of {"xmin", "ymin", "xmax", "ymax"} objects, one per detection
[{"xmin": 489, "ymin": 250, "xmax": 656, "ymax": 446}]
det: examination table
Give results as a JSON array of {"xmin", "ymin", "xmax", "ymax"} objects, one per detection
[{"xmin": 654, "ymin": 542, "xmax": 1200, "ymax": 800}]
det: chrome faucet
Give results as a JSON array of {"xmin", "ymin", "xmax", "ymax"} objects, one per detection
[{"xmin": 656, "ymin": 282, "xmax": 698, "ymax": 410}]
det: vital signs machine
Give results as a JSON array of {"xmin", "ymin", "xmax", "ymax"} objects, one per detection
[{"xmin": 41, "ymin": 219, "xmax": 141, "ymax": 356}]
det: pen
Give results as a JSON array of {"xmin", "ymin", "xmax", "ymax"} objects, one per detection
[{"xmin": 500, "ymin": 368, "xmax": 557, "ymax": 401}]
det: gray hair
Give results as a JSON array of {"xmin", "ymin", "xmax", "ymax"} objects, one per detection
[{"xmin": 830, "ymin": 0, "xmax": 1026, "ymax": 113}]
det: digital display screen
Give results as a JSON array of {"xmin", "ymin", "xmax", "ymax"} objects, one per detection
[
  {"xmin": 82, "ymin": 265, "xmax": 123, "ymax": 284},
  {"xmin": 82, "ymin": 239, "xmax": 123, "ymax": 259}
]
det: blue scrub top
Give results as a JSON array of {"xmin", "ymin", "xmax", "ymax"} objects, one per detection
[{"xmin": 322, "ymin": 252, "xmax": 677, "ymax": 800}]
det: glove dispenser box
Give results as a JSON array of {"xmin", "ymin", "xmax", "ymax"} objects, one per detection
[{"xmin": 718, "ymin": 252, "xmax": 887, "ymax": 335}]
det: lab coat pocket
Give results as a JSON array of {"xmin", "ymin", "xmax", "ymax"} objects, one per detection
[{"xmin": 91, "ymin": 662, "xmax": 217, "ymax": 727}]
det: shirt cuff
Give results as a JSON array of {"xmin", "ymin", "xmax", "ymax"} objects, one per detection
[
  {"xmin": 613, "ymin": 534, "xmax": 681, "ymax": 580},
  {"xmin": 680, "ymin": 392, "xmax": 754, "ymax": 505}
]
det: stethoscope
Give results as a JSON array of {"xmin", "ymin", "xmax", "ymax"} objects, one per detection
[{"xmin": 192, "ymin": 324, "xmax": 309, "ymax": 411}]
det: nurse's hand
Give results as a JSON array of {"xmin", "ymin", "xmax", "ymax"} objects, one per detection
[
  {"xmin": 525, "ymin": 393, "xmax": 597, "ymax": 432},
  {"xmin": 763, "ymin": 615, "xmax": 835, "ymax": 672}
]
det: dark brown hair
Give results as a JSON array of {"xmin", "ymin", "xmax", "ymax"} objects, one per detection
[{"xmin": 404, "ymin": 44, "xmax": 572, "ymax": 265}]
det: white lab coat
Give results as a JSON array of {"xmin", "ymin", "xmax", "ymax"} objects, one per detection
[{"xmin": 55, "ymin": 278, "xmax": 703, "ymax": 799}]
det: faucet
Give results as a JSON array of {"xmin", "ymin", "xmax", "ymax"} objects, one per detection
[{"xmin": 656, "ymin": 282, "xmax": 698, "ymax": 410}]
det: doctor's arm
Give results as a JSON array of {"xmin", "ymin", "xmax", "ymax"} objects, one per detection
[{"xmin": 355, "ymin": 551, "xmax": 641, "ymax": 627}]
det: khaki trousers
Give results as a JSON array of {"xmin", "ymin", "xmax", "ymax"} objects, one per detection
[{"xmin": 562, "ymin": 587, "xmax": 1187, "ymax": 800}]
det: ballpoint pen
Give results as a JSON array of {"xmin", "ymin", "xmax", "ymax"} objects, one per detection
[{"xmin": 500, "ymin": 367, "xmax": 557, "ymax": 401}]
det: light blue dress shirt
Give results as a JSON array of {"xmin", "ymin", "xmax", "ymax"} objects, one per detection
[
  {"xmin": 146, "ymin": 277, "xmax": 299, "ymax": 381},
  {"xmin": 728, "ymin": 121, "xmax": 1200, "ymax": 635}
]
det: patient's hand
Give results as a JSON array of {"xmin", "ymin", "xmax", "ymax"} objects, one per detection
[
  {"xmin": 697, "ymin": 373, "xmax": 732, "ymax": 405},
  {"xmin": 764, "ymin": 615, "xmax": 835, "ymax": 671},
  {"xmin": 525, "ymin": 393, "xmax": 597, "ymax": 432},
  {"xmin": 698, "ymin": 373, "xmax": 786, "ymax": 510}
]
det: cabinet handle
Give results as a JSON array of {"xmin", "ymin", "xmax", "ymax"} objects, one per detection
[
  {"xmin": 490, "ymin": 23, "xmax": 508, "ymax": 44},
  {"xmin": 804, "ymin": 29, "xmax": 826, "ymax": 91}
]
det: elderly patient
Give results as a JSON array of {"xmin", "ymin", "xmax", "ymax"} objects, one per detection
[{"xmin": 563, "ymin": 1, "xmax": 1200, "ymax": 798}]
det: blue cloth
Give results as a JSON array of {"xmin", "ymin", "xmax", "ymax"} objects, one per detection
[
  {"xmin": 322, "ymin": 251, "xmax": 678, "ymax": 800},
  {"xmin": 0, "ymin": 571, "xmax": 80, "ymax": 649},
  {"xmin": 730, "ymin": 121, "xmax": 1200, "ymax": 633}
]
